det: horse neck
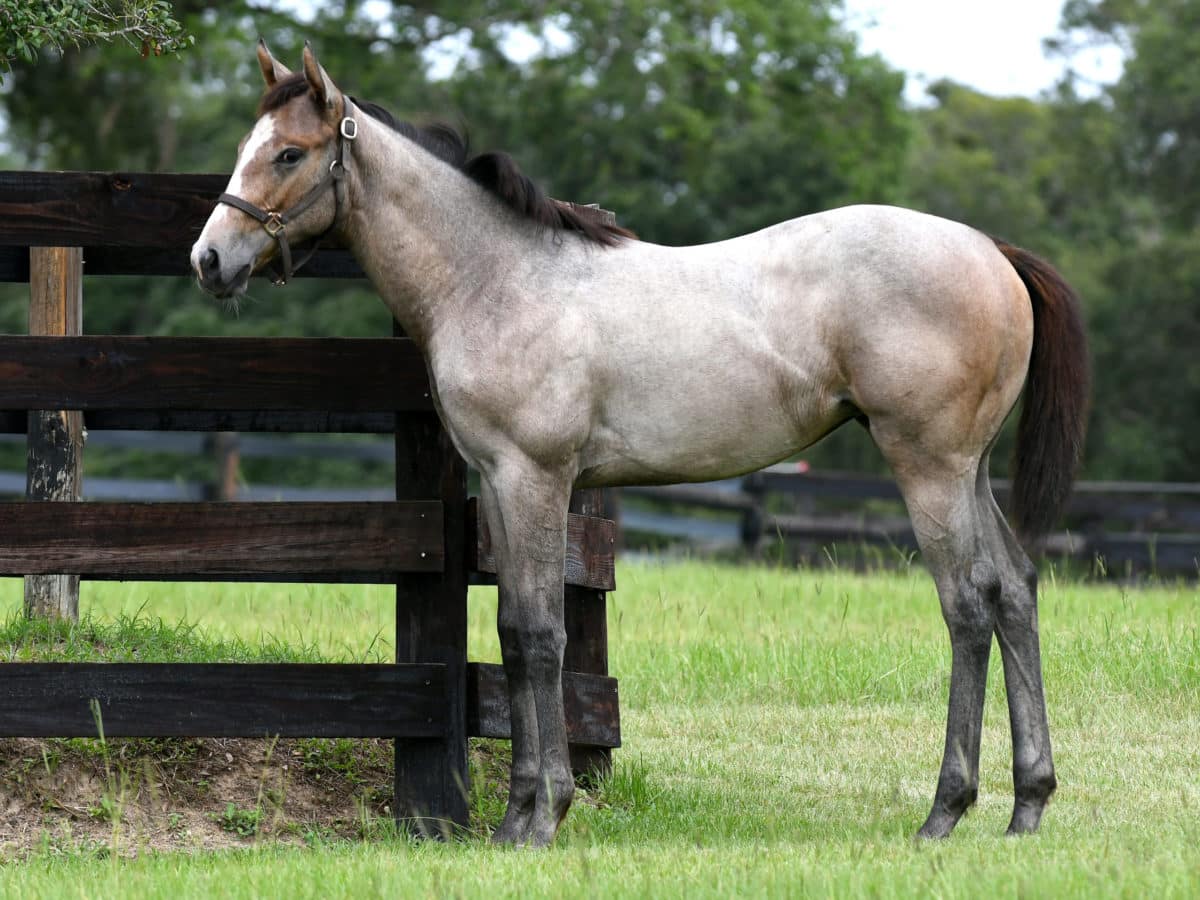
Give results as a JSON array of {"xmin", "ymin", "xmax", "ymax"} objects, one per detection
[{"xmin": 339, "ymin": 114, "xmax": 538, "ymax": 348}]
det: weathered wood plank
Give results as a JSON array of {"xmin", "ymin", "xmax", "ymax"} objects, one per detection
[
  {"xmin": 0, "ymin": 501, "xmax": 443, "ymax": 581},
  {"xmin": 0, "ymin": 410, "xmax": 401, "ymax": 434},
  {"xmin": 0, "ymin": 336, "xmax": 432, "ymax": 412},
  {"xmin": 750, "ymin": 469, "xmax": 905, "ymax": 501},
  {"xmin": 24, "ymin": 247, "xmax": 85, "ymax": 620},
  {"xmin": 624, "ymin": 482, "xmax": 758, "ymax": 512},
  {"xmin": 0, "ymin": 244, "xmax": 363, "ymax": 281},
  {"xmin": 394, "ymin": 406, "xmax": 470, "ymax": 833},
  {"xmin": 766, "ymin": 511, "xmax": 916, "ymax": 544},
  {"xmin": 0, "ymin": 170, "xmax": 618, "ymax": 266},
  {"xmin": 0, "ymin": 663, "xmax": 446, "ymax": 738},
  {"xmin": 466, "ymin": 662, "xmax": 620, "ymax": 749},
  {"xmin": 563, "ymin": 488, "xmax": 613, "ymax": 777},
  {"xmin": 467, "ymin": 497, "xmax": 616, "ymax": 592},
  {"xmin": 1047, "ymin": 532, "xmax": 1200, "ymax": 577},
  {"xmin": 0, "ymin": 171, "xmax": 225, "ymax": 250},
  {"xmin": 82, "ymin": 411, "xmax": 401, "ymax": 433}
]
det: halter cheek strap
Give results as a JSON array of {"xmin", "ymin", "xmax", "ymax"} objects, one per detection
[{"xmin": 217, "ymin": 108, "xmax": 358, "ymax": 285}]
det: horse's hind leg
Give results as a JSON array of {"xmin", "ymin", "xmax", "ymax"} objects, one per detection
[
  {"xmin": 877, "ymin": 430, "xmax": 1000, "ymax": 839},
  {"xmin": 979, "ymin": 476, "xmax": 1057, "ymax": 834}
]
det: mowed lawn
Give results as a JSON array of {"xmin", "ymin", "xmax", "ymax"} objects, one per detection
[{"xmin": 0, "ymin": 560, "xmax": 1198, "ymax": 898}]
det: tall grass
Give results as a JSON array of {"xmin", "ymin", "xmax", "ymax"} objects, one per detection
[{"xmin": 0, "ymin": 561, "xmax": 1197, "ymax": 897}]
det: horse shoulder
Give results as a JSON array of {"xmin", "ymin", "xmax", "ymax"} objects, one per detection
[{"xmin": 426, "ymin": 300, "xmax": 597, "ymax": 466}]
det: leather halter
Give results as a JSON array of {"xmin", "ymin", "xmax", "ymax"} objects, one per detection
[{"xmin": 217, "ymin": 108, "xmax": 358, "ymax": 285}]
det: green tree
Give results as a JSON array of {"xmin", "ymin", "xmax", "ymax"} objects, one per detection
[
  {"xmin": 1, "ymin": 0, "xmax": 909, "ymax": 337},
  {"xmin": 0, "ymin": 0, "xmax": 189, "ymax": 73},
  {"xmin": 1083, "ymin": 233, "xmax": 1200, "ymax": 480},
  {"xmin": 432, "ymin": 0, "xmax": 910, "ymax": 244},
  {"xmin": 1048, "ymin": 0, "xmax": 1200, "ymax": 479},
  {"xmin": 1058, "ymin": 0, "xmax": 1200, "ymax": 230}
]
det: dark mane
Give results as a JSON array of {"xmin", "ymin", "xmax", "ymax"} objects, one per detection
[{"xmin": 258, "ymin": 74, "xmax": 634, "ymax": 247}]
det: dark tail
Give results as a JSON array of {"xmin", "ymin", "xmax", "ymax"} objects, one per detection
[{"xmin": 993, "ymin": 239, "xmax": 1091, "ymax": 541}]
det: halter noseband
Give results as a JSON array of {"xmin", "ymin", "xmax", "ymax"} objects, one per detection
[{"xmin": 217, "ymin": 107, "xmax": 358, "ymax": 285}]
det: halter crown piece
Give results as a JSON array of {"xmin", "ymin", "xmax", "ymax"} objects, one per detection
[{"xmin": 217, "ymin": 102, "xmax": 358, "ymax": 285}]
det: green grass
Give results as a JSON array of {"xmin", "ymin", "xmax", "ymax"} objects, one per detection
[{"xmin": 0, "ymin": 562, "xmax": 1198, "ymax": 897}]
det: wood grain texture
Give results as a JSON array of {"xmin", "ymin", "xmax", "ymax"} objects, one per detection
[
  {"xmin": 70, "ymin": 410, "xmax": 401, "ymax": 434},
  {"xmin": 0, "ymin": 663, "xmax": 446, "ymax": 737},
  {"xmin": 0, "ymin": 245, "xmax": 364, "ymax": 282},
  {"xmin": 24, "ymin": 247, "xmax": 85, "ymax": 620},
  {"xmin": 0, "ymin": 171, "xmax": 618, "ymax": 276},
  {"xmin": 466, "ymin": 662, "xmax": 620, "ymax": 748},
  {"xmin": 0, "ymin": 171, "xmax": 224, "ymax": 250},
  {"xmin": 394, "ymin": 407, "xmax": 471, "ymax": 832},
  {"xmin": 563, "ymin": 488, "xmax": 613, "ymax": 778},
  {"xmin": 467, "ymin": 497, "xmax": 617, "ymax": 592},
  {"xmin": 0, "ymin": 336, "xmax": 431, "ymax": 412},
  {"xmin": 0, "ymin": 501, "xmax": 443, "ymax": 581}
]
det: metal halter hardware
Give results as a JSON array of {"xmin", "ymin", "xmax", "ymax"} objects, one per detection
[{"xmin": 217, "ymin": 107, "xmax": 358, "ymax": 285}]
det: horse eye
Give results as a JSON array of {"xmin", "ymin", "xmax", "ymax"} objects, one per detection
[{"xmin": 276, "ymin": 148, "xmax": 304, "ymax": 166}]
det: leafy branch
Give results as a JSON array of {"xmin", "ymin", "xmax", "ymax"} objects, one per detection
[{"xmin": 0, "ymin": 0, "xmax": 192, "ymax": 72}]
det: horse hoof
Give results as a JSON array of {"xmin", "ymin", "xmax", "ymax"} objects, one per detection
[
  {"xmin": 490, "ymin": 824, "xmax": 527, "ymax": 846},
  {"xmin": 1006, "ymin": 801, "xmax": 1047, "ymax": 836},
  {"xmin": 915, "ymin": 812, "xmax": 960, "ymax": 840},
  {"xmin": 524, "ymin": 826, "xmax": 558, "ymax": 849}
]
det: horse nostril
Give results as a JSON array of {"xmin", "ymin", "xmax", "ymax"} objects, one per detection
[{"xmin": 201, "ymin": 248, "xmax": 220, "ymax": 274}]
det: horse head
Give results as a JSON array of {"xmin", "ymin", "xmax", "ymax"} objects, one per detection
[{"xmin": 191, "ymin": 40, "xmax": 355, "ymax": 296}]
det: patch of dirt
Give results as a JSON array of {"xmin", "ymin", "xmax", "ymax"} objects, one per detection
[{"xmin": 0, "ymin": 737, "xmax": 510, "ymax": 858}]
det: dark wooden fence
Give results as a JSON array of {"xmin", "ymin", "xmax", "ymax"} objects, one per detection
[
  {"xmin": 623, "ymin": 465, "xmax": 1200, "ymax": 578},
  {"xmin": 0, "ymin": 170, "xmax": 620, "ymax": 833}
]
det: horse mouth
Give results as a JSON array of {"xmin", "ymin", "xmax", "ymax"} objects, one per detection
[{"xmin": 200, "ymin": 263, "xmax": 252, "ymax": 300}]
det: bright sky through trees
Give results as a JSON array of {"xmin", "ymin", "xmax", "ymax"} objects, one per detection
[{"xmin": 843, "ymin": 0, "xmax": 1124, "ymax": 101}]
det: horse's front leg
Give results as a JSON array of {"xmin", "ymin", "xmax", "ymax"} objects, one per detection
[
  {"xmin": 480, "ymin": 476, "xmax": 540, "ymax": 845},
  {"xmin": 482, "ymin": 463, "xmax": 574, "ymax": 847}
]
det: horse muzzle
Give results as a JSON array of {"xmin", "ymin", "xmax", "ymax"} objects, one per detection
[{"xmin": 192, "ymin": 244, "xmax": 252, "ymax": 298}]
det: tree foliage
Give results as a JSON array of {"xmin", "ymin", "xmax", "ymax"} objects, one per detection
[
  {"xmin": 0, "ymin": 0, "xmax": 1197, "ymax": 481},
  {"xmin": 0, "ymin": 0, "xmax": 908, "ymax": 345},
  {"xmin": 0, "ymin": 0, "xmax": 190, "ymax": 73}
]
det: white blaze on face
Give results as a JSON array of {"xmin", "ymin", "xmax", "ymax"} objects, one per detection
[
  {"xmin": 225, "ymin": 112, "xmax": 278, "ymax": 199},
  {"xmin": 190, "ymin": 113, "xmax": 278, "ymax": 276}
]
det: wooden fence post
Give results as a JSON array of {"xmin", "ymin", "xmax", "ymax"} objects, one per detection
[
  {"xmin": 740, "ymin": 472, "xmax": 768, "ymax": 557},
  {"xmin": 204, "ymin": 432, "xmax": 240, "ymax": 500},
  {"xmin": 393, "ymin": 324, "xmax": 470, "ymax": 835},
  {"xmin": 564, "ymin": 487, "xmax": 612, "ymax": 782},
  {"xmin": 24, "ymin": 247, "xmax": 83, "ymax": 621}
]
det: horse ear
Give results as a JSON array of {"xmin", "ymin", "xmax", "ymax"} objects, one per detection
[
  {"xmin": 256, "ymin": 38, "xmax": 291, "ymax": 87},
  {"xmin": 302, "ymin": 41, "xmax": 339, "ymax": 114}
]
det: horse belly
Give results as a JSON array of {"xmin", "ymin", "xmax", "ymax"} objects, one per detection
[{"xmin": 577, "ymin": 365, "xmax": 840, "ymax": 487}]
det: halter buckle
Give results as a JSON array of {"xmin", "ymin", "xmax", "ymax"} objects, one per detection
[
  {"xmin": 340, "ymin": 117, "xmax": 358, "ymax": 140},
  {"xmin": 263, "ymin": 212, "xmax": 285, "ymax": 237}
]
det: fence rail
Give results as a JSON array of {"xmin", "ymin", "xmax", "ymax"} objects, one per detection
[
  {"xmin": 621, "ymin": 464, "xmax": 1200, "ymax": 577},
  {"xmin": 2, "ymin": 425, "xmax": 1193, "ymax": 578},
  {"xmin": 0, "ymin": 169, "xmax": 624, "ymax": 833}
]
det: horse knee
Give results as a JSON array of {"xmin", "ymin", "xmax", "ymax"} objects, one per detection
[
  {"xmin": 996, "ymin": 563, "xmax": 1040, "ymax": 633},
  {"xmin": 1020, "ymin": 558, "xmax": 1038, "ymax": 597},
  {"xmin": 525, "ymin": 624, "xmax": 566, "ymax": 674},
  {"xmin": 499, "ymin": 614, "xmax": 565, "ymax": 671},
  {"xmin": 941, "ymin": 558, "xmax": 1000, "ymax": 645}
]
